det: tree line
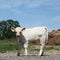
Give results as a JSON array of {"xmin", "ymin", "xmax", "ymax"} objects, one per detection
[{"xmin": 0, "ymin": 19, "xmax": 20, "ymax": 40}]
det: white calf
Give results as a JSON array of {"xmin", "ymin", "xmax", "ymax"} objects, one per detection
[{"xmin": 11, "ymin": 27, "xmax": 48, "ymax": 56}]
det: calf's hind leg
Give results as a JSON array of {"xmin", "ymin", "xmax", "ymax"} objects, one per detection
[
  {"xmin": 39, "ymin": 44, "xmax": 45, "ymax": 56},
  {"xmin": 39, "ymin": 37, "xmax": 45, "ymax": 56}
]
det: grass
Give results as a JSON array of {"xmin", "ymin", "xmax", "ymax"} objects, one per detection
[
  {"xmin": 45, "ymin": 45, "xmax": 60, "ymax": 51},
  {"xmin": 0, "ymin": 38, "xmax": 60, "ymax": 53},
  {"xmin": 0, "ymin": 38, "xmax": 18, "ymax": 53}
]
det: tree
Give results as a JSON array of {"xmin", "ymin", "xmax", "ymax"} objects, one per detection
[{"xmin": 0, "ymin": 19, "xmax": 20, "ymax": 39}]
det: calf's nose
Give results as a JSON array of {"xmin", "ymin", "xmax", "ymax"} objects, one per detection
[{"xmin": 16, "ymin": 35, "xmax": 20, "ymax": 37}]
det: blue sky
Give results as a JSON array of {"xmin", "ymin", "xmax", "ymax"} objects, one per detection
[{"xmin": 0, "ymin": 0, "xmax": 60, "ymax": 31}]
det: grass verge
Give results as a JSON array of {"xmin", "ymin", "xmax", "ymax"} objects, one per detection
[
  {"xmin": 0, "ymin": 38, "xmax": 18, "ymax": 53},
  {"xmin": 0, "ymin": 38, "xmax": 60, "ymax": 53}
]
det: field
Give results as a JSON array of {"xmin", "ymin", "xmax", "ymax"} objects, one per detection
[{"xmin": 0, "ymin": 38, "xmax": 60, "ymax": 55}]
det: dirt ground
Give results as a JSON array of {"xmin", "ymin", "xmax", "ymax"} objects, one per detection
[
  {"xmin": 0, "ymin": 53, "xmax": 60, "ymax": 60},
  {"xmin": 0, "ymin": 50, "xmax": 60, "ymax": 57}
]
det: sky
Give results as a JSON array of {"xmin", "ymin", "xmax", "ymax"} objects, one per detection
[{"xmin": 0, "ymin": 0, "xmax": 60, "ymax": 31}]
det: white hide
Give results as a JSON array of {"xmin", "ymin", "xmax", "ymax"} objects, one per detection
[{"xmin": 16, "ymin": 27, "xmax": 48, "ymax": 44}]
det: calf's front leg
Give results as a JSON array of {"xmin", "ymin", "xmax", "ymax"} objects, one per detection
[
  {"xmin": 24, "ymin": 42, "xmax": 28, "ymax": 55},
  {"xmin": 17, "ymin": 37, "xmax": 22, "ymax": 56}
]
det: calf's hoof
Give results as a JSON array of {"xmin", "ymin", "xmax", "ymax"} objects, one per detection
[
  {"xmin": 17, "ymin": 53, "xmax": 20, "ymax": 56},
  {"xmin": 38, "ymin": 53, "xmax": 44, "ymax": 57}
]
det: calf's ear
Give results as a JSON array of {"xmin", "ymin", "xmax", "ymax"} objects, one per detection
[
  {"xmin": 11, "ymin": 27, "xmax": 15, "ymax": 32},
  {"xmin": 21, "ymin": 28, "xmax": 25, "ymax": 31}
]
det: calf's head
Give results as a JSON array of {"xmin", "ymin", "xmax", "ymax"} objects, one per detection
[{"xmin": 11, "ymin": 27, "xmax": 25, "ymax": 37}]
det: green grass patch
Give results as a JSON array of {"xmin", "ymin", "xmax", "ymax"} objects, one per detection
[
  {"xmin": 28, "ymin": 45, "xmax": 40, "ymax": 51},
  {"xmin": 45, "ymin": 46, "xmax": 60, "ymax": 51},
  {"xmin": 45, "ymin": 46, "xmax": 55, "ymax": 50},
  {"xmin": 0, "ymin": 38, "xmax": 18, "ymax": 53}
]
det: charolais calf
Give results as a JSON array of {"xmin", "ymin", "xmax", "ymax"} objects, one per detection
[{"xmin": 11, "ymin": 27, "xmax": 48, "ymax": 56}]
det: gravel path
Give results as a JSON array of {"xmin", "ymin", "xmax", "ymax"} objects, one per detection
[
  {"xmin": 0, "ymin": 55, "xmax": 60, "ymax": 60},
  {"xmin": 0, "ymin": 51, "xmax": 60, "ymax": 60}
]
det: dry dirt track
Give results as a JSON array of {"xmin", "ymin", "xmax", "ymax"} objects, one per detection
[{"xmin": 0, "ymin": 55, "xmax": 60, "ymax": 60}]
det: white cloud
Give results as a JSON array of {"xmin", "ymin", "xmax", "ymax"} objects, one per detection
[
  {"xmin": 10, "ymin": 8, "xmax": 27, "ymax": 18},
  {"xmin": 0, "ymin": 0, "xmax": 27, "ymax": 18},
  {"xmin": 0, "ymin": 0, "xmax": 23, "ymax": 9},
  {"xmin": 24, "ymin": 0, "xmax": 43, "ymax": 8},
  {"xmin": 0, "ymin": 0, "xmax": 60, "ymax": 18},
  {"xmin": 0, "ymin": 0, "xmax": 11, "ymax": 9},
  {"xmin": 21, "ymin": 0, "xmax": 60, "ymax": 9},
  {"xmin": 0, "ymin": 0, "xmax": 60, "ymax": 9},
  {"xmin": 44, "ymin": 0, "xmax": 60, "ymax": 10}
]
